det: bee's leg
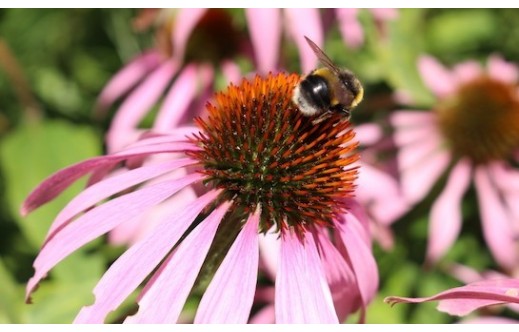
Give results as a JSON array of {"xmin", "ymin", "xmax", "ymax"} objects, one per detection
[
  {"xmin": 342, "ymin": 109, "xmax": 352, "ymax": 121},
  {"xmin": 311, "ymin": 111, "xmax": 333, "ymax": 125}
]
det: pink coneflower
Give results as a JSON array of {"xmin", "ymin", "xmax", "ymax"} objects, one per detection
[
  {"xmin": 24, "ymin": 73, "xmax": 378, "ymax": 323},
  {"xmin": 385, "ymin": 278, "xmax": 519, "ymax": 318},
  {"xmin": 391, "ymin": 55, "xmax": 519, "ymax": 270},
  {"xmin": 97, "ymin": 8, "xmax": 245, "ymax": 153}
]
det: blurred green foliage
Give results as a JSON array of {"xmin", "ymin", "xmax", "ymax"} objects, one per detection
[{"xmin": 1, "ymin": 8, "xmax": 519, "ymax": 324}]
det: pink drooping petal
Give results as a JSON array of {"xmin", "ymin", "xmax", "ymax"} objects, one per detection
[
  {"xmin": 488, "ymin": 54, "xmax": 519, "ymax": 85},
  {"xmin": 385, "ymin": 279, "xmax": 519, "ymax": 316},
  {"xmin": 46, "ymin": 158, "xmax": 196, "ymax": 240},
  {"xmin": 453, "ymin": 60, "xmax": 482, "ymax": 85},
  {"xmin": 153, "ymin": 64, "xmax": 199, "ymax": 131},
  {"xmin": 370, "ymin": 8, "xmax": 398, "ymax": 21},
  {"xmin": 95, "ymin": 51, "xmax": 162, "ymax": 115},
  {"xmin": 26, "ymin": 173, "xmax": 203, "ymax": 301},
  {"xmin": 258, "ymin": 230, "xmax": 280, "ymax": 280},
  {"xmin": 21, "ymin": 141, "xmax": 198, "ymax": 216},
  {"xmin": 284, "ymin": 8, "xmax": 323, "ymax": 73},
  {"xmin": 220, "ymin": 60, "xmax": 242, "ymax": 85},
  {"xmin": 124, "ymin": 130, "xmax": 197, "ymax": 148},
  {"xmin": 195, "ymin": 210, "xmax": 260, "ymax": 323},
  {"xmin": 107, "ymin": 60, "xmax": 179, "ymax": 152},
  {"xmin": 125, "ymin": 201, "xmax": 231, "ymax": 323},
  {"xmin": 488, "ymin": 161, "xmax": 519, "ymax": 193},
  {"xmin": 356, "ymin": 163, "xmax": 409, "ymax": 226},
  {"xmin": 448, "ymin": 264, "xmax": 484, "ymax": 285},
  {"xmin": 393, "ymin": 121, "xmax": 440, "ymax": 147},
  {"xmin": 245, "ymin": 8, "xmax": 281, "ymax": 73},
  {"xmin": 172, "ymin": 8, "xmax": 207, "ymax": 62},
  {"xmin": 426, "ymin": 159, "xmax": 472, "ymax": 265},
  {"xmin": 249, "ymin": 304, "xmax": 275, "ymax": 324},
  {"xmin": 475, "ymin": 166, "xmax": 518, "ymax": 270},
  {"xmin": 74, "ymin": 189, "xmax": 218, "ymax": 323},
  {"xmin": 342, "ymin": 198, "xmax": 371, "ymax": 245},
  {"xmin": 275, "ymin": 230, "xmax": 338, "ymax": 323},
  {"xmin": 418, "ymin": 55, "xmax": 457, "ymax": 98},
  {"xmin": 354, "ymin": 123, "xmax": 383, "ymax": 146},
  {"xmin": 497, "ymin": 165, "xmax": 519, "ymax": 233},
  {"xmin": 314, "ymin": 230, "xmax": 359, "ymax": 322},
  {"xmin": 337, "ymin": 214, "xmax": 379, "ymax": 316},
  {"xmin": 335, "ymin": 8, "xmax": 364, "ymax": 49},
  {"xmin": 398, "ymin": 142, "xmax": 450, "ymax": 205},
  {"xmin": 390, "ymin": 110, "xmax": 437, "ymax": 129}
]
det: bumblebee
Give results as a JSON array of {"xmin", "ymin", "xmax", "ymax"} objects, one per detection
[{"xmin": 292, "ymin": 36, "xmax": 364, "ymax": 120}]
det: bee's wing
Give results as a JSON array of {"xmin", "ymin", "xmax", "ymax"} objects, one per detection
[{"xmin": 304, "ymin": 36, "xmax": 341, "ymax": 74}]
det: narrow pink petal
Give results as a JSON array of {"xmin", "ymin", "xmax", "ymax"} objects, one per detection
[
  {"xmin": 342, "ymin": 198, "xmax": 371, "ymax": 245},
  {"xmin": 26, "ymin": 173, "xmax": 203, "ymax": 301},
  {"xmin": 356, "ymin": 163, "xmax": 410, "ymax": 226},
  {"xmin": 354, "ymin": 123, "xmax": 383, "ymax": 146},
  {"xmin": 107, "ymin": 60, "xmax": 178, "ymax": 151},
  {"xmin": 426, "ymin": 159, "xmax": 472, "ymax": 264},
  {"xmin": 488, "ymin": 162, "xmax": 519, "ymax": 227},
  {"xmin": 475, "ymin": 166, "xmax": 518, "ymax": 270},
  {"xmin": 195, "ymin": 210, "xmax": 260, "ymax": 323},
  {"xmin": 124, "ymin": 201, "xmax": 231, "ymax": 323},
  {"xmin": 385, "ymin": 279, "xmax": 519, "ymax": 316},
  {"xmin": 220, "ymin": 60, "xmax": 242, "ymax": 85},
  {"xmin": 284, "ymin": 8, "xmax": 323, "ymax": 73},
  {"xmin": 393, "ymin": 122, "xmax": 440, "ymax": 147},
  {"xmin": 153, "ymin": 64, "xmax": 199, "ymax": 131},
  {"xmin": 22, "ymin": 141, "xmax": 198, "ymax": 216},
  {"xmin": 315, "ymin": 230, "xmax": 359, "ymax": 322},
  {"xmin": 245, "ymin": 8, "xmax": 281, "ymax": 73},
  {"xmin": 95, "ymin": 51, "xmax": 162, "ymax": 115},
  {"xmin": 249, "ymin": 304, "xmax": 275, "ymax": 324},
  {"xmin": 336, "ymin": 8, "xmax": 364, "ymax": 48},
  {"xmin": 125, "ymin": 129, "xmax": 199, "ymax": 148},
  {"xmin": 390, "ymin": 110, "xmax": 436, "ymax": 129},
  {"xmin": 172, "ymin": 8, "xmax": 207, "ymax": 61},
  {"xmin": 418, "ymin": 55, "xmax": 457, "ymax": 98},
  {"xmin": 370, "ymin": 8, "xmax": 398, "ymax": 21},
  {"xmin": 129, "ymin": 186, "xmax": 198, "ymax": 244},
  {"xmin": 275, "ymin": 230, "xmax": 338, "ymax": 323},
  {"xmin": 488, "ymin": 54, "xmax": 519, "ymax": 84},
  {"xmin": 488, "ymin": 161, "xmax": 519, "ymax": 193},
  {"xmin": 74, "ymin": 189, "xmax": 218, "ymax": 323},
  {"xmin": 337, "ymin": 214, "xmax": 379, "ymax": 311},
  {"xmin": 448, "ymin": 264, "xmax": 484, "ymax": 285},
  {"xmin": 453, "ymin": 60, "xmax": 482, "ymax": 85},
  {"xmin": 399, "ymin": 145, "xmax": 450, "ymax": 204},
  {"xmin": 47, "ymin": 158, "xmax": 197, "ymax": 239},
  {"xmin": 112, "ymin": 141, "xmax": 200, "ymax": 156}
]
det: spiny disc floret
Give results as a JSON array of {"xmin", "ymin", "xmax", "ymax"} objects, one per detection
[{"xmin": 190, "ymin": 73, "xmax": 358, "ymax": 234}]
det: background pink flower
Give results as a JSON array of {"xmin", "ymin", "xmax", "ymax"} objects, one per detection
[{"xmin": 390, "ymin": 55, "xmax": 519, "ymax": 271}]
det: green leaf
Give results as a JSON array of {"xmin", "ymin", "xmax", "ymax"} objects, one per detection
[
  {"xmin": 426, "ymin": 10, "xmax": 498, "ymax": 58},
  {"xmin": 365, "ymin": 263, "xmax": 419, "ymax": 324},
  {"xmin": 0, "ymin": 119, "xmax": 101, "ymax": 248},
  {"xmin": 0, "ymin": 258, "xmax": 24, "ymax": 323},
  {"xmin": 24, "ymin": 251, "xmax": 104, "ymax": 323}
]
